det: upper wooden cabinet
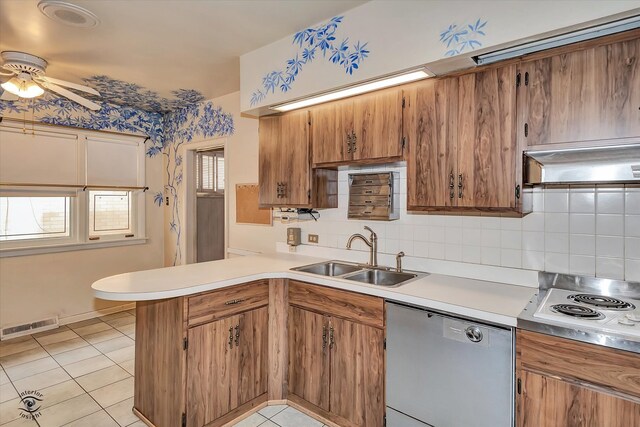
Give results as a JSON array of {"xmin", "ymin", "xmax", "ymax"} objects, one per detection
[
  {"xmin": 406, "ymin": 64, "xmax": 521, "ymax": 213},
  {"xmin": 258, "ymin": 111, "xmax": 337, "ymax": 208},
  {"xmin": 311, "ymin": 87, "xmax": 404, "ymax": 166},
  {"xmin": 518, "ymin": 36, "xmax": 640, "ymax": 147}
]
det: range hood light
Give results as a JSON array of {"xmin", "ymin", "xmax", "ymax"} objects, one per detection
[
  {"xmin": 475, "ymin": 15, "xmax": 640, "ymax": 65},
  {"xmin": 271, "ymin": 69, "xmax": 431, "ymax": 112}
]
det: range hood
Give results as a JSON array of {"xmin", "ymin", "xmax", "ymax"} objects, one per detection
[{"xmin": 524, "ymin": 144, "xmax": 640, "ymax": 185}]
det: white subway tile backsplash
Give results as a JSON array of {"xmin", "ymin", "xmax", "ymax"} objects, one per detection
[
  {"xmin": 545, "ymin": 252, "xmax": 570, "ymax": 273},
  {"xmin": 569, "ymin": 190, "xmax": 595, "ymax": 213},
  {"xmin": 522, "ymin": 231, "xmax": 545, "ymax": 252},
  {"xmin": 569, "ymin": 234, "xmax": 596, "ymax": 256},
  {"xmin": 545, "ymin": 233, "xmax": 569, "ymax": 254},
  {"xmin": 595, "ymin": 214, "xmax": 624, "ymax": 236},
  {"xmin": 625, "ymin": 259, "xmax": 640, "ymax": 281},
  {"xmin": 569, "ymin": 213, "xmax": 596, "ymax": 235},
  {"xmin": 501, "ymin": 230, "xmax": 522, "ymax": 249},
  {"xmin": 501, "ymin": 249, "xmax": 522, "ymax": 268},
  {"xmin": 596, "ymin": 191, "xmax": 625, "ymax": 214},
  {"xmin": 625, "ymin": 215, "xmax": 640, "ymax": 237},
  {"xmin": 596, "ymin": 235, "xmax": 624, "ymax": 258},
  {"xmin": 281, "ymin": 167, "xmax": 637, "ymax": 280},
  {"xmin": 522, "ymin": 250, "xmax": 545, "ymax": 270},
  {"xmin": 596, "ymin": 257, "xmax": 625, "ymax": 280},
  {"xmin": 626, "ymin": 237, "xmax": 640, "ymax": 260},
  {"xmin": 570, "ymin": 255, "xmax": 596, "ymax": 276}
]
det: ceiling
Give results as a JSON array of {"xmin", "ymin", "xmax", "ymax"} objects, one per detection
[{"xmin": 0, "ymin": 0, "xmax": 367, "ymax": 111}]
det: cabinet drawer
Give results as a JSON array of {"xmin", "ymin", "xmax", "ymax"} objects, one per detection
[
  {"xmin": 289, "ymin": 281, "xmax": 384, "ymax": 329},
  {"xmin": 187, "ymin": 281, "xmax": 269, "ymax": 327},
  {"xmin": 348, "ymin": 205, "xmax": 393, "ymax": 219},
  {"xmin": 350, "ymin": 186, "xmax": 391, "ymax": 196},
  {"xmin": 349, "ymin": 195, "xmax": 390, "ymax": 206},
  {"xmin": 517, "ymin": 330, "xmax": 640, "ymax": 398}
]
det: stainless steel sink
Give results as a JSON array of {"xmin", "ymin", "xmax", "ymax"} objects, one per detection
[
  {"xmin": 292, "ymin": 261, "xmax": 363, "ymax": 277},
  {"xmin": 343, "ymin": 269, "xmax": 418, "ymax": 287}
]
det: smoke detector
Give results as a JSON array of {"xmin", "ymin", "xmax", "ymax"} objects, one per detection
[{"xmin": 38, "ymin": 1, "xmax": 100, "ymax": 28}]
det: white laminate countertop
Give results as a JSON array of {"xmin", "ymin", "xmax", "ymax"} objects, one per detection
[{"xmin": 92, "ymin": 253, "xmax": 537, "ymax": 327}]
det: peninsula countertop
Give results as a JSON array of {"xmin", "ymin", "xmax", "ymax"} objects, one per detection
[{"xmin": 92, "ymin": 252, "xmax": 537, "ymax": 327}]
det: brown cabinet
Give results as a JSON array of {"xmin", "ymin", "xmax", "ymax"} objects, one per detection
[
  {"xmin": 516, "ymin": 330, "xmax": 640, "ymax": 427},
  {"xmin": 258, "ymin": 111, "xmax": 337, "ymax": 208},
  {"xmin": 406, "ymin": 64, "xmax": 520, "ymax": 213},
  {"xmin": 287, "ymin": 281, "xmax": 385, "ymax": 427},
  {"xmin": 134, "ymin": 281, "xmax": 270, "ymax": 427},
  {"xmin": 518, "ymin": 36, "xmax": 640, "ymax": 148},
  {"xmin": 311, "ymin": 87, "xmax": 404, "ymax": 166}
]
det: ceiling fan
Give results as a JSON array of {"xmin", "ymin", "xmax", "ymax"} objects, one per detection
[{"xmin": 0, "ymin": 51, "xmax": 101, "ymax": 110}]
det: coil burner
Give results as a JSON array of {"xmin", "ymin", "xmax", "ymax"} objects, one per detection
[
  {"xmin": 550, "ymin": 304, "xmax": 605, "ymax": 320},
  {"xmin": 568, "ymin": 294, "xmax": 635, "ymax": 311}
]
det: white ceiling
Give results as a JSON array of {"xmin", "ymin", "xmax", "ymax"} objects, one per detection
[{"xmin": 0, "ymin": 0, "xmax": 367, "ymax": 110}]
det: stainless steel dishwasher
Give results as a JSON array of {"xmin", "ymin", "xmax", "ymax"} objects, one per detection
[{"xmin": 386, "ymin": 302, "xmax": 514, "ymax": 427}]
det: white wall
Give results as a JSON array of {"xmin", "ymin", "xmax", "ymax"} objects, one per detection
[
  {"xmin": 240, "ymin": 0, "xmax": 640, "ymax": 112},
  {"xmin": 0, "ymin": 154, "xmax": 164, "ymax": 329}
]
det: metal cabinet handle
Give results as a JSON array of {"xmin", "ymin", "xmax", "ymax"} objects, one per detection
[
  {"xmin": 224, "ymin": 298, "xmax": 245, "ymax": 306},
  {"xmin": 276, "ymin": 182, "xmax": 288, "ymax": 198},
  {"xmin": 322, "ymin": 325, "xmax": 327, "ymax": 349},
  {"xmin": 449, "ymin": 172, "xmax": 455, "ymax": 200},
  {"xmin": 346, "ymin": 132, "xmax": 352, "ymax": 153},
  {"xmin": 228, "ymin": 327, "xmax": 233, "ymax": 349},
  {"xmin": 234, "ymin": 325, "xmax": 240, "ymax": 347},
  {"xmin": 351, "ymin": 130, "xmax": 357, "ymax": 153},
  {"xmin": 329, "ymin": 326, "xmax": 335, "ymax": 349},
  {"xmin": 458, "ymin": 174, "xmax": 464, "ymax": 199}
]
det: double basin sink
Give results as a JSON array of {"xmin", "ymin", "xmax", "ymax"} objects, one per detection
[{"xmin": 291, "ymin": 261, "xmax": 424, "ymax": 287}]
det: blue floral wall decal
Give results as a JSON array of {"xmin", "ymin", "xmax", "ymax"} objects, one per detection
[
  {"xmin": 156, "ymin": 100, "xmax": 234, "ymax": 266},
  {"xmin": 81, "ymin": 76, "xmax": 206, "ymax": 113},
  {"xmin": 440, "ymin": 19, "xmax": 487, "ymax": 57},
  {"xmin": 250, "ymin": 16, "xmax": 370, "ymax": 106}
]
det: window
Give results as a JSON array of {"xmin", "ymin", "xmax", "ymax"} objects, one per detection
[
  {"xmin": 0, "ymin": 122, "xmax": 147, "ymax": 256},
  {"xmin": 0, "ymin": 196, "xmax": 71, "ymax": 241},
  {"xmin": 196, "ymin": 150, "xmax": 224, "ymax": 193},
  {"xmin": 89, "ymin": 191, "xmax": 133, "ymax": 238}
]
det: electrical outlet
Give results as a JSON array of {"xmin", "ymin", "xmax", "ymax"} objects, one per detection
[{"xmin": 308, "ymin": 234, "xmax": 319, "ymax": 243}]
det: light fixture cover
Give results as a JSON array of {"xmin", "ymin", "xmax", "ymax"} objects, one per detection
[
  {"xmin": 271, "ymin": 69, "xmax": 431, "ymax": 112},
  {"xmin": 1, "ymin": 76, "xmax": 45, "ymax": 98}
]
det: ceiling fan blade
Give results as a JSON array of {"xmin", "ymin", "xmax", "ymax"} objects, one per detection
[
  {"xmin": 0, "ymin": 90, "xmax": 19, "ymax": 101},
  {"xmin": 0, "ymin": 70, "xmax": 15, "ymax": 76},
  {"xmin": 38, "ymin": 76, "xmax": 100, "ymax": 96},
  {"xmin": 40, "ymin": 81, "xmax": 101, "ymax": 111}
]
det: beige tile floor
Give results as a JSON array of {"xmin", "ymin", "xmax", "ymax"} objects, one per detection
[{"xmin": 0, "ymin": 310, "xmax": 327, "ymax": 427}]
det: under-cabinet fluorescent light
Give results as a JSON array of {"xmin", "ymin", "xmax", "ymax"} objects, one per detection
[
  {"xmin": 474, "ymin": 15, "xmax": 640, "ymax": 65},
  {"xmin": 271, "ymin": 69, "xmax": 431, "ymax": 112}
]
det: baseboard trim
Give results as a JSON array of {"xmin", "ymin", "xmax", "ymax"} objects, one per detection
[
  {"xmin": 59, "ymin": 303, "xmax": 136, "ymax": 326},
  {"xmin": 132, "ymin": 407, "xmax": 154, "ymax": 427}
]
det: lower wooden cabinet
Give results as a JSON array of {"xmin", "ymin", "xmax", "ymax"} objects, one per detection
[
  {"xmin": 134, "ymin": 281, "xmax": 269, "ymax": 427},
  {"xmin": 288, "ymin": 281, "xmax": 385, "ymax": 427},
  {"xmin": 186, "ymin": 307, "xmax": 268, "ymax": 427},
  {"xmin": 516, "ymin": 330, "xmax": 640, "ymax": 427}
]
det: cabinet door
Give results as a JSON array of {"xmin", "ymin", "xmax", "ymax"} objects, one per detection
[
  {"xmin": 258, "ymin": 110, "xmax": 310, "ymax": 206},
  {"xmin": 458, "ymin": 65, "xmax": 518, "ymax": 209},
  {"xmin": 520, "ymin": 37, "xmax": 640, "ymax": 147},
  {"xmin": 353, "ymin": 88, "xmax": 404, "ymax": 161},
  {"xmin": 329, "ymin": 317, "xmax": 385, "ymax": 427},
  {"xmin": 405, "ymin": 78, "xmax": 459, "ymax": 209},
  {"xmin": 517, "ymin": 369, "xmax": 640, "ymax": 427},
  {"xmin": 311, "ymin": 100, "xmax": 354, "ymax": 165},
  {"xmin": 186, "ymin": 315, "xmax": 239, "ymax": 427},
  {"xmin": 236, "ymin": 306, "xmax": 268, "ymax": 406},
  {"xmin": 288, "ymin": 307, "xmax": 330, "ymax": 411}
]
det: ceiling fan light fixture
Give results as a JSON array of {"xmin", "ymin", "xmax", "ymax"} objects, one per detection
[
  {"xmin": 38, "ymin": 1, "xmax": 100, "ymax": 28},
  {"xmin": 1, "ymin": 75, "xmax": 45, "ymax": 98}
]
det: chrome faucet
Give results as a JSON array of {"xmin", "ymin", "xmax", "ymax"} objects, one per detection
[
  {"xmin": 346, "ymin": 226, "xmax": 378, "ymax": 267},
  {"xmin": 396, "ymin": 251, "xmax": 405, "ymax": 272}
]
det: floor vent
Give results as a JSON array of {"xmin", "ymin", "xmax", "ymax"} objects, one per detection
[{"xmin": 1, "ymin": 317, "xmax": 59, "ymax": 341}]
